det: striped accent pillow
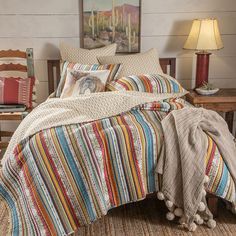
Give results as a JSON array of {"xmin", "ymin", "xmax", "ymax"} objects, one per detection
[
  {"xmin": 106, "ymin": 74, "xmax": 186, "ymax": 94},
  {"xmin": 0, "ymin": 77, "xmax": 35, "ymax": 108},
  {"xmin": 55, "ymin": 61, "xmax": 122, "ymax": 97}
]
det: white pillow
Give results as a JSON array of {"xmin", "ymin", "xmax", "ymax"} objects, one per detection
[
  {"xmin": 97, "ymin": 48, "xmax": 163, "ymax": 79},
  {"xmin": 59, "ymin": 42, "xmax": 117, "ymax": 64},
  {"xmin": 60, "ymin": 69, "xmax": 110, "ymax": 98}
]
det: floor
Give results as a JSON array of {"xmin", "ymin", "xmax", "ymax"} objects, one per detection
[
  {"xmin": 74, "ymin": 198, "xmax": 236, "ymax": 236},
  {"xmin": 1, "ymin": 197, "xmax": 236, "ymax": 235}
]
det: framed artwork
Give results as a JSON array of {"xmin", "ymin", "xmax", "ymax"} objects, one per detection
[{"xmin": 80, "ymin": 0, "xmax": 141, "ymax": 53}]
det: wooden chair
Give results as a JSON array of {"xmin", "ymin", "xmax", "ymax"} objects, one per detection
[{"xmin": 0, "ymin": 49, "xmax": 34, "ymax": 151}]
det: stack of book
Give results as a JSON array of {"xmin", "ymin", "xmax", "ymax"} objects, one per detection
[{"xmin": 0, "ymin": 104, "xmax": 26, "ymax": 113}]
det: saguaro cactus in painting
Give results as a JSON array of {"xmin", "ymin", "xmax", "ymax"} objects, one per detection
[
  {"xmin": 83, "ymin": 0, "xmax": 140, "ymax": 53},
  {"xmin": 111, "ymin": 0, "xmax": 119, "ymax": 42},
  {"xmin": 89, "ymin": 9, "xmax": 95, "ymax": 39},
  {"xmin": 126, "ymin": 13, "xmax": 136, "ymax": 52}
]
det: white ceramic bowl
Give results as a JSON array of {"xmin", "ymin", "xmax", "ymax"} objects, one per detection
[{"xmin": 195, "ymin": 88, "xmax": 219, "ymax": 95}]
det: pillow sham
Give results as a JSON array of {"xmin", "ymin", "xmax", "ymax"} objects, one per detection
[
  {"xmin": 55, "ymin": 61, "xmax": 122, "ymax": 97},
  {"xmin": 60, "ymin": 69, "xmax": 110, "ymax": 98},
  {"xmin": 97, "ymin": 48, "xmax": 163, "ymax": 79},
  {"xmin": 106, "ymin": 73, "xmax": 186, "ymax": 94},
  {"xmin": 0, "ymin": 77, "xmax": 35, "ymax": 108},
  {"xmin": 59, "ymin": 42, "xmax": 117, "ymax": 64}
]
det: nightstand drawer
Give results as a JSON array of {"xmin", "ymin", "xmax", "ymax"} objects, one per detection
[{"xmin": 194, "ymin": 103, "xmax": 236, "ymax": 113}]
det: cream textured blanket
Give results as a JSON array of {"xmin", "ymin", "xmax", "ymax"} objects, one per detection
[
  {"xmin": 159, "ymin": 107, "xmax": 236, "ymax": 224},
  {"xmin": 2, "ymin": 91, "xmax": 187, "ymax": 165}
]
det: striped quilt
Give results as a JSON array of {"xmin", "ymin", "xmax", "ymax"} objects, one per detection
[{"xmin": 0, "ymin": 99, "xmax": 235, "ymax": 235}]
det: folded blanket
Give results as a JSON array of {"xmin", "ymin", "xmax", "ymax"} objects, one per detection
[
  {"xmin": 2, "ymin": 91, "xmax": 187, "ymax": 165},
  {"xmin": 159, "ymin": 107, "xmax": 236, "ymax": 229}
]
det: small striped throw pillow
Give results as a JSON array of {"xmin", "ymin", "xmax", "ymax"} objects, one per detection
[
  {"xmin": 106, "ymin": 74, "xmax": 186, "ymax": 94},
  {"xmin": 0, "ymin": 77, "xmax": 35, "ymax": 108},
  {"xmin": 55, "ymin": 61, "xmax": 122, "ymax": 97}
]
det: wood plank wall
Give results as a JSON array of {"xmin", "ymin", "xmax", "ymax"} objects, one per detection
[{"xmin": 0, "ymin": 0, "xmax": 236, "ymax": 133}]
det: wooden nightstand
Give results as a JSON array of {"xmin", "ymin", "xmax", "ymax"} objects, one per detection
[{"xmin": 186, "ymin": 89, "xmax": 236, "ymax": 135}]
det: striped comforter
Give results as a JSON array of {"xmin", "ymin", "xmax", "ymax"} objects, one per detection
[{"xmin": 0, "ymin": 99, "xmax": 235, "ymax": 235}]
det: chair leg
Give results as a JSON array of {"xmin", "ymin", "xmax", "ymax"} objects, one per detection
[{"xmin": 207, "ymin": 196, "xmax": 219, "ymax": 217}]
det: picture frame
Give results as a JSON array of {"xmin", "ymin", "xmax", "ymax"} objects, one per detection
[{"xmin": 80, "ymin": 0, "xmax": 141, "ymax": 53}]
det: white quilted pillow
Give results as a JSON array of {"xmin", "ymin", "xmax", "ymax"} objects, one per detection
[
  {"xmin": 97, "ymin": 48, "xmax": 163, "ymax": 79},
  {"xmin": 59, "ymin": 42, "xmax": 117, "ymax": 64}
]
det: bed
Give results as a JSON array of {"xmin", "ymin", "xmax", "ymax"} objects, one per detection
[
  {"xmin": 0, "ymin": 55, "xmax": 235, "ymax": 235},
  {"xmin": 46, "ymin": 58, "xmax": 227, "ymax": 215}
]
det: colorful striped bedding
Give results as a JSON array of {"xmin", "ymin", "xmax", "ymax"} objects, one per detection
[
  {"xmin": 205, "ymin": 136, "xmax": 235, "ymax": 201},
  {"xmin": 106, "ymin": 74, "xmax": 186, "ymax": 94},
  {"xmin": 0, "ymin": 99, "xmax": 235, "ymax": 235}
]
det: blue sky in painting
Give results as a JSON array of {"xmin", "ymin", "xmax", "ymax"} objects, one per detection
[{"xmin": 84, "ymin": 0, "xmax": 139, "ymax": 11}]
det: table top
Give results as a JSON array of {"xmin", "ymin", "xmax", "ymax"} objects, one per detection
[{"xmin": 186, "ymin": 88, "xmax": 236, "ymax": 104}]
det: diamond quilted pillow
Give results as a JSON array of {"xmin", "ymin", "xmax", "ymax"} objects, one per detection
[
  {"xmin": 97, "ymin": 48, "xmax": 163, "ymax": 79},
  {"xmin": 59, "ymin": 42, "xmax": 117, "ymax": 64}
]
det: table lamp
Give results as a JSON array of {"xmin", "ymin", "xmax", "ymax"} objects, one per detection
[{"xmin": 183, "ymin": 18, "xmax": 223, "ymax": 88}]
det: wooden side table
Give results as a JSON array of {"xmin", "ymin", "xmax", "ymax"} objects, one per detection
[{"xmin": 186, "ymin": 89, "xmax": 236, "ymax": 136}]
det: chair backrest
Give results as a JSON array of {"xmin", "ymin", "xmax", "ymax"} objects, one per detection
[{"xmin": 0, "ymin": 49, "xmax": 35, "ymax": 106}]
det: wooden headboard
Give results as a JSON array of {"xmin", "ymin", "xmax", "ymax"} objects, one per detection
[{"xmin": 47, "ymin": 58, "xmax": 176, "ymax": 95}]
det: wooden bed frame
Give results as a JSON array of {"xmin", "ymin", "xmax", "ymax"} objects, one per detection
[
  {"xmin": 47, "ymin": 58, "xmax": 176, "ymax": 94},
  {"xmin": 47, "ymin": 58, "xmax": 218, "ymax": 217}
]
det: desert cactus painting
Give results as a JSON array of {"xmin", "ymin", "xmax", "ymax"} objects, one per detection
[{"xmin": 82, "ymin": 0, "xmax": 140, "ymax": 53}]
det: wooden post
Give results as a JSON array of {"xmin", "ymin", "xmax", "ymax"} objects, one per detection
[
  {"xmin": 207, "ymin": 195, "xmax": 219, "ymax": 217},
  {"xmin": 26, "ymin": 48, "xmax": 34, "ymax": 78},
  {"xmin": 47, "ymin": 60, "xmax": 60, "ymax": 95},
  {"xmin": 225, "ymin": 111, "xmax": 234, "ymax": 133}
]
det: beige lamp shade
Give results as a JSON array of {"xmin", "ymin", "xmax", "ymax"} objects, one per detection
[{"xmin": 183, "ymin": 18, "xmax": 223, "ymax": 51}]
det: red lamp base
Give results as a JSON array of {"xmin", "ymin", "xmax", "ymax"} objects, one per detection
[{"xmin": 195, "ymin": 52, "xmax": 211, "ymax": 88}]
